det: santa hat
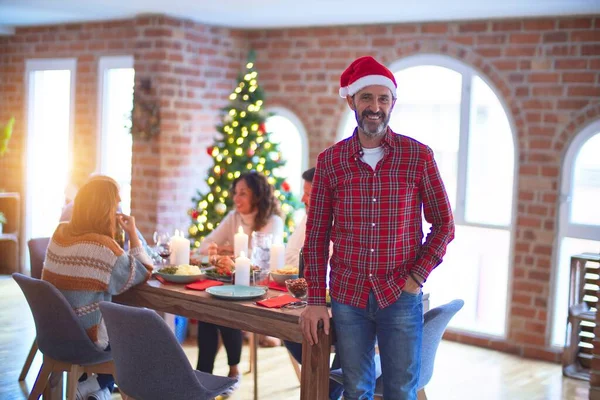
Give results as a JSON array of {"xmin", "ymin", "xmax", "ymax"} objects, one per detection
[{"xmin": 339, "ymin": 56, "xmax": 397, "ymax": 98}]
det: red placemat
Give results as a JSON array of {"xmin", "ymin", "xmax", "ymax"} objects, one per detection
[
  {"xmin": 268, "ymin": 281, "xmax": 288, "ymax": 292},
  {"xmin": 185, "ymin": 280, "xmax": 224, "ymax": 291},
  {"xmin": 256, "ymin": 294, "xmax": 298, "ymax": 308}
]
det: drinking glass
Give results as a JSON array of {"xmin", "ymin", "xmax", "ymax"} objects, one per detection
[
  {"xmin": 250, "ymin": 232, "xmax": 272, "ymax": 270},
  {"xmin": 154, "ymin": 231, "xmax": 172, "ymax": 267},
  {"xmin": 252, "ymin": 268, "xmax": 270, "ymax": 290}
]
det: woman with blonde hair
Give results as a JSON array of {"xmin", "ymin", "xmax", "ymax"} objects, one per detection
[{"xmin": 42, "ymin": 175, "xmax": 153, "ymax": 400}]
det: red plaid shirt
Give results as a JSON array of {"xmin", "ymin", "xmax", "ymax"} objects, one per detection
[{"xmin": 304, "ymin": 128, "xmax": 455, "ymax": 308}]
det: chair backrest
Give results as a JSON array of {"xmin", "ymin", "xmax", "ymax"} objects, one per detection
[
  {"xmin": 28, "ymin": 237, "xmax": 50, "ymax": 279},
  {"xmin": 418, "ymin": 299, "xmax": 464, "ymax": 388},
  {"xmin": 12, "ymin": 273, "xmax": 112, "ymax": 365},
  {"xmin": 99, "ymin": 301, "xmax": 211, "ymax": 400}
]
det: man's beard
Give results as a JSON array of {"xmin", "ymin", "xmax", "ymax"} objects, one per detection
[{"xmin": 355, "ymin": 109, "xmax": 390, "ymax": 139}]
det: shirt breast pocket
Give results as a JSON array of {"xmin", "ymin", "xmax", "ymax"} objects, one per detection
[{"xmin": 383, "ymin": 180, "xmax": 418, "ymax": 207}]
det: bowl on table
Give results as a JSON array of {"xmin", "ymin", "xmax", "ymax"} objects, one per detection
[
  {"xmin": 154, "ymin": 265, "xmax": 206, "ymax": 284},
  {"xmin": 270, "ymin": 266, "xmax": 300, "ymax": 285},
  {"xmin": 270, "ymin": 271, "xmax": 299, "ymax": 285},
  {"xmin": 285, "ymin": 278, "xmax": 308, "ymax": 300}
]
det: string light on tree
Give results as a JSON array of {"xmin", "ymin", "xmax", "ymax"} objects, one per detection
[{"xmin": 188, "ymin": 50, "xmax": 301, "ymax": 246}]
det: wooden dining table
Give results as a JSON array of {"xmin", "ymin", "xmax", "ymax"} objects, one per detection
[{"xmin": 113, "ymin": 279, "xmax": 332, "ymax": 400}]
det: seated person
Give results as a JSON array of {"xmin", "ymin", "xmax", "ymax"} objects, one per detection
[
  {"xmin": 283, "ymin": 168, "xmax": 344, "ymax": 400},
  {"xmin": 60, "ymin": 175, "xmax": 150, "ymax": 253},
  {"xmin": 196, "ymin": 171, "xmax": 283, "ymax": 397},
  {"xmin": 42, "ymin": 175, "xmax": 153, "ymax": 400}
]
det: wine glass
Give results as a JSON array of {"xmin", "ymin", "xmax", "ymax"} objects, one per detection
[{"xmin": 154, "ymin": 231, "xmax": 172, "ymax": 267}]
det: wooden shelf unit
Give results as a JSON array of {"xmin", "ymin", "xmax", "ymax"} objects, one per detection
[
  {"xmin": 563, "ymin": 252, "xmax": 600, "ymax": 381},
  {"xmin": 0, "ymin": 193, "xmax": 20, "ymax": 274}
]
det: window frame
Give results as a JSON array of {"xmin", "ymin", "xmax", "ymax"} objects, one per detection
[
  {"xmin": 558, "ymin": 119, "xmax": 600, "ymax": 239},
  {"xmin": 96, "ymin": 55, "xmax": 135, "ymax": 174},
  {"xmin": 23, "ymin": 58, "xmax": 77, "ymax": 267},
  {"xmin": 265, "ymin": 106, "xmax": 309, "ymax": 193},
  {"xmin": 550, "ymin": 119, "xmax": 600, "ymax": 346}
]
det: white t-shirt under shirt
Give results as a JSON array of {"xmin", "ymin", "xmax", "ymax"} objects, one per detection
[
  {"xmin": 360, "ymin": 146, "xmax": 384, "ymax": 170},
  {"xmin": 199, "ymin": 210, "xmax": 284, "ymax": 253},
  {"xmin": 284, "ymin": 215, "xmax": 306, "ymax": 267}
]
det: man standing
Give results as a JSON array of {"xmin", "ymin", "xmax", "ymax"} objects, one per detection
[{"xmin": 300, "ymin": 56, "xmax": 455, "ymax": 399}]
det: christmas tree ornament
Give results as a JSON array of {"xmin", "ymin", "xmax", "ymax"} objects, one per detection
[{"xmin": 215, "ymin": 202, "xmax": 227, "ymax": 215}]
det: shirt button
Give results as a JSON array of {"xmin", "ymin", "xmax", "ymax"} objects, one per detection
[
  {"xmin": 372, "ymin": 223, "xmax": 375, "ymax": 227},
  {"xmin": 372, "ymin": 198, "xmax": 376, "ymax": 202},
  {"xmin": 369, "ymin": 273, "xmax": 373, "ymax": 277},
  {"xmin": 370, "ymin": 249, "xmax": 374, "ymax": 252}
]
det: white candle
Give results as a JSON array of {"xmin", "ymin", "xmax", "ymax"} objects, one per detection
[
  {"xmin": 170, "ymin": 230, "xmax": 190, "ymax": 266},
  {"xmin": 235, "ymin": 251, "xmax": 251, "ymax": 286},
  {"xmin": 269, "ymin": 236, "xmax": 285, "ymax": 271},
  {"xmin": 234, "ymin": 226, "xmax": 248, "ymax": 258}
]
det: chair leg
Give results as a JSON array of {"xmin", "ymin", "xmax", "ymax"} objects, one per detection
[
  {"xmin": 19, "ymin": 338, "xmax": 39, "ymax": 381},
  {"xmin": 28, "ymin": 358, "xmax": 53, "ymax": 400},
  {"xmin": 67, "ymin": 365, "xmax": 82, "ymax": 400},
  {"xmin": 287, "ymin": 350, "xmax": 301, "ymax": 383}
]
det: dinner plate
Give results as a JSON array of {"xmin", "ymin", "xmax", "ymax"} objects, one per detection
[
  {"xmin": 154, "ymin": 272, "xmax": 206, "ymax": 284},
  {"xmin": 204, "ymin": 270, "xmax": 233, "ymax": 283},
  {"xmin": 205, "ymin": 285, "xmax": 267, "ymax": 300}
]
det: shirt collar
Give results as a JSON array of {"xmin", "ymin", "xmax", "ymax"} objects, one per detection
[{"xmin": 347, "ymin": 127, "xmax": 396, "ymax": 158}]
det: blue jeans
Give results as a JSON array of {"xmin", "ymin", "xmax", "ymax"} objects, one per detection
[
  {"xmin": 283, "ymin": 341, "xmax": 345, "ymax": 400},
  {"xmin": 331, "ymin": 290, "xmax": 423, "ymax": 400}
]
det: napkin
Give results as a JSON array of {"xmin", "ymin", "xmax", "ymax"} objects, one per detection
[
  {"xmin": 268, "ymin": 281, "xmax": 288, "ymax": 292},
  {"xmin": 185, "ymin": 280, "xmax": 224, "ymax": 291},
  {"xmin": 256, "ymin": 294, "xmax": 298, "ymax": 308}
]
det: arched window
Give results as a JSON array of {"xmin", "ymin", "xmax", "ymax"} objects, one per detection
[
  {"xmin": 265, "ymin": 108, "xmax": 309, "ymax": 221},
  {"xmin": 339, "ymin": 55, "xmax": 516, "ymax": 336},
  {"xmin": 551, "ymin": 120, "xmax": 600, "ymax": 346}
]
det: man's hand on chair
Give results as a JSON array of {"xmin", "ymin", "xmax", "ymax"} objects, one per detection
[{"xmin": 299, "ymin": 305, "xmax": 330, "ymax": 346}]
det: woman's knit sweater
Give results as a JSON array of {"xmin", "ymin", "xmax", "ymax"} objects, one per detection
[{"xmin": 42, "ymin": 223, "xmax": 153, "ymax": 348}]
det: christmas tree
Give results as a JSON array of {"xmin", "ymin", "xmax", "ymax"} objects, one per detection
[{"xmin": 188, "ymin": 52, "xmax": 301, "ymax": 248}]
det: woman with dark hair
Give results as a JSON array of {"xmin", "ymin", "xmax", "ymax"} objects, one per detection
[
  {"xmin": 196, "ymin": 171, "xmax": 283, "ymax": 397},
  {"xmin": 42, "ymin": 175, "xmax": 153, "ymax": 400},
  {"xmin": 198, "ymin": 171, "xmax": 283, "ymax": 254}
]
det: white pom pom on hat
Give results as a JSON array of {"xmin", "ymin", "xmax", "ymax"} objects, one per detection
[{"xmin": 339, "ymin": 56, "xmax": 397, "ymax": 98}]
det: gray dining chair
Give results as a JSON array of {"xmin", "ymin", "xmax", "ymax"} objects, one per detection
[
  {"xmin": 330, "ymin": 299, "xmax": 464, "ymax": 400},
  {"xmin": 18, "ymin": 237, "xmax": 51, "ymax": 382},
  {"xmin": 12, "ymin": 273, "xmax": 115, "ymax": 400},
  {"xmin": 100, "ymin": 301, "xmax": 237, "ymax": 400}
]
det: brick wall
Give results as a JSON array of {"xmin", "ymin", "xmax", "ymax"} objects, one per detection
[
  {"xmin": 0, "ymin": 15, "xmax": 247, "ymax": 237},
  {"xmin": 0, "ymin": 13, "xmax": 599, "ymax": 369}
]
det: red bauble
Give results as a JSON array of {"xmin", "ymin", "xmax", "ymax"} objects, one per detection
[
  {"xmin": 207, "ymin": 146, "xmax": 214, "ymax": 156},
  {"xmin": 259, "ymin": 123, "xmax": 267, "ymax": 133},
  {"xmin": 281, "ymin": 181, "xmax": 291, "ymax": 192},
  {"xmin": 247, "ymin": 148, "xmax": 255, "ymax": 157},
  {"xmin": 191, "ymin": 210, "xmax": 200, "ymax": 219}
]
